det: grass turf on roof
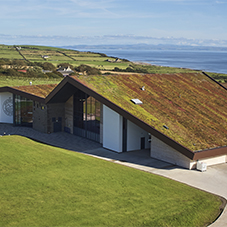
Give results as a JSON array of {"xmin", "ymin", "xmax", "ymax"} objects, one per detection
[
  {"xmin": 72, "ymin": 72, "xmax": 227, "ymax": 151},
  {"xmin": 12, "ymin": 84, "xmax": 57, "ymax": 98}
]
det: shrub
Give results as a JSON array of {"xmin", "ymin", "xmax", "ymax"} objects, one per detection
[
  {"xmin": 46, "ymin": 71, "xmax": 63, "ymax": 78},
  {"xmin": 75, "ymin": 64, "xmax": 101, "ymax": 75},
  {"xmin": 57, "ymin": 63, "xmax": 74, "ymax": 69}
]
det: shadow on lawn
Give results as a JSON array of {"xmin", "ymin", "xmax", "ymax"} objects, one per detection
[{"xmin": 0, "ymin": 123, "xmax": 182, "ymax": 170}]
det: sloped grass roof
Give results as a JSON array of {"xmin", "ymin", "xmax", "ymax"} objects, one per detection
[
  {"xmin": 12, "ymin": 84, "xmax": 57, "ymax": 98},
  {"xmin": 72, "ymin": 73, "xmax": 227, "ymax": 151}
]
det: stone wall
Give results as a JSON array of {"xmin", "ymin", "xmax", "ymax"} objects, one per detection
[
  {"xmin": 33, "ymin": 101, "xmax": 48, "ymax": 133},
  {"xmin": 47, "ymin": 103, "xmax": 65, "ymax": 133},
  {"xmin": 150, "ymin": 135, "xmax": 227, "ymax": 169},
  {"xmin": 150, "ymin": 135, "xmax": 192, "ymax": 169}
]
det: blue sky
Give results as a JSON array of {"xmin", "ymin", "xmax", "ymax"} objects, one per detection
[{"xmin": 1, "ymin": 0, "xmax": 227, "ymax": 46}]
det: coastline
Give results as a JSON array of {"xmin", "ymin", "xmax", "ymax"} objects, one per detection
[{"xmin": 74, "ymin": 48, "xmax": 227, "ymax": 75}]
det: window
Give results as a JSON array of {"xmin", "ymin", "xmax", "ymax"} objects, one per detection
[
  {"xmin": 14, "ymin": 95, "xmax": 33, "ymax": 127},
  {"xmin": 73, "ymin": 90, "xmax": 100, "ymax": 142}
]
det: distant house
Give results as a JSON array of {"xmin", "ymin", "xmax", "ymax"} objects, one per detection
[
  {"xmin": 42, "ymin": 55, "xmax": 49, "ymax": 59},
  {"xmin": 105, "ymin": 58, "xmax": 121, "ymax": 63},
  {"xmin": 57, "ymin": 66, "xmax": 74, "ymax": 76},
  {"xmin": 0, "ymin": 72, "xmax": 227, "ymax": 169}
]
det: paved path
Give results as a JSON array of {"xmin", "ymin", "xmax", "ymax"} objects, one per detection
[{"xmin": 1, "ymin": 124, "xmax": 226, "ymax": 226}]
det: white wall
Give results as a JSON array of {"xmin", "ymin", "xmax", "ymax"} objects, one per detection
[
  {"xmin": 195, "ymin": 155, "xmax": 227, "ymax": 169},
  {"xmin": 127, "ymin": 120, "xmax": 150, "ymax": 151},
  {"xmin": 0, "ymin": 92, "xmax": 13, "ymax": 124},
  {"xmin": 103, "ymin": 105, "xmax": 122, "ymax": 152}
]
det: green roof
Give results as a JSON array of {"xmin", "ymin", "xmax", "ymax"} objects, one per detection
[
  {"xmin": 11, "ymin": 84, "xmax": 57, "ymax": 98},
  {"xmin": 71, "ymin": 72, "xmax": 227, "ymax": 151}
]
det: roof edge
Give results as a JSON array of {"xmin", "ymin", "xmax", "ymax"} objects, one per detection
[
  {"xmin": 202, "ymin": 71, "xmax": 227, "ymax": 91},
  {"xmin": 45, "ymin": 77, "xmax": 70, "ymax": 103},
  {"xmin": 0, "ymin": 86, "xmax": 45, "ymax": 103},
  {"xmin": 193, "ymin": 146, "xmax": 227, "ymax": 160}
]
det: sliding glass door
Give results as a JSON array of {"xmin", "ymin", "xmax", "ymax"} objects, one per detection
[
  {"xmin": 73, "ymin": 90, "xmax": 100, "ymax": 142},
  {"xmin": 14, "ymin": 95, "xmax": 33, "ymax": 127}
]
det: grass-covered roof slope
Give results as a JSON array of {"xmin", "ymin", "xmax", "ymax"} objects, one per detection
[
  {"xmin": 11, "ymin": 84, "xmax": 57, "ymax": 98},
  {"xmin": 72, "ymin": 72, "xmax": 227, "ymax": 151}
]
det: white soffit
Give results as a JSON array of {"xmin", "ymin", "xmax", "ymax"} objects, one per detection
[{"xmin": 131, "ymin": 99, "xmax": 143, "ymax": 105}]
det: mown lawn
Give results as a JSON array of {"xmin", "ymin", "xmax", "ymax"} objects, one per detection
[{"xmin": 0, "ymin": 135, "xmax": 222, "ymax": 227}]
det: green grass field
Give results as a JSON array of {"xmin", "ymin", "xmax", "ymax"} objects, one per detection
[
  {"xmin": 0, "ymin": 45, "xmax": 130, "ymax": 70},
  {"xmin": 1, "ymin": 44, "xmax": 227, "ymax": 82},
  {"xmin": 0, "ymin": 135, "xmax": 222, "ymax": 226},
  {"xmin": 0, "ymin": 76, "xmax": 62, "ymax": 87}
]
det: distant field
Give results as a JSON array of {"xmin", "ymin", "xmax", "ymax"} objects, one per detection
[
  {"xmin": 0, "ymin": 45, "xmax": 21, "ymax": 59},
  {"xmin": 0, "ymin": 135, "xmax": 222, "ymax": 227},
  {"xmin": 0, "ymin": 76, "xmax": 62, "ymax": 87},
  {"xmin": 8, "ymin": 45, "xmax": 130, "ymax": 70},
  {"xmin": 0, "ymin": 44, "xmax": 227, "ymax": 82}
]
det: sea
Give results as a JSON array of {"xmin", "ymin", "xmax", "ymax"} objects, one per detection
[{"xmin": 72, "ymin": 48, "xmax": 227, "ymax": 74}]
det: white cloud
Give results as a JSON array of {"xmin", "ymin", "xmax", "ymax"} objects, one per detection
[{"xmin": 1, "ymin": 33, "xmax": 227, "ymax": 47}]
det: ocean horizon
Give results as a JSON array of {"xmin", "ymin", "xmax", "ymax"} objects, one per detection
[{"xmin": 70, "ymin": 48, "xmax": 227, "ymax": 74}]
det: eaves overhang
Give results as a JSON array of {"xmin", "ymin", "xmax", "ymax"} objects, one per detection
[
  {"xmin": 0, "ymin": 86, "xmax": 45, "ymax": 103},
  {"xmin": 193, "ymin": 146, "xmax": 227, "ymax": 160}
]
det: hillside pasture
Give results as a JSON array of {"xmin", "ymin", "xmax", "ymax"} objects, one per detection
[
  {"xmin": 0, "ymin": 46, "xmax": 21, "ymax": 59},
  {"xmin": 1, "ymin": 44, "xmax": 227, "ymax": 83},
  {"xmin": 0, "ymin": 76, "xmax": 62, "ymax": 87}
]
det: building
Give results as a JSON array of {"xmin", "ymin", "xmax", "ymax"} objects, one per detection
[
  {"xmin": 0, "ymin": 72, "xmax": 227, "ymax": 169},
  {"xmin": 57, "ymin": 66, "xmax": 74, "ymax": 76},
  {"xmin": 41, "ymin": 55, "xmax": 49, "ymax": 59}
]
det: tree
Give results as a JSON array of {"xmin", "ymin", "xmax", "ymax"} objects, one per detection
[
  {"xmin": 0, "ymin": 58, "xmax": 10, "ymax": 66},
  {"xmin": 3, "ymin": 69, "xmax": 19, "ymax": 77},
  {"xmin": 75, "ymin": 64, "xmax": 101, "ymax": 75},
  {"xmin": 46, "ymin": 71, "xmax": 63, "ymax": 78},
  {"xmin": 12, "ymin": 60, "xmax": 27, "ymax": 69},
  {"xmin": 57, "ymin": 63, "xmax": 73, "ymax": 69},
  {"xmin": 42, "ymin": 62, "xmax": 56, "ymax": 71},
  {"xmin": 27, "ymin": 66, "xmax": 44, "ymax": 77}
]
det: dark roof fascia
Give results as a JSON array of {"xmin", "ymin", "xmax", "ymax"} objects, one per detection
[
  {"xmin": 45, "ymin": 77, "xmax": 71, "ymax": 103},
  {"xmin": 0, "ymin": 86, "xmax": 45, "ymax": 103},
  {"xmin": 193, "ymin": 146, "xmax": 227, "ymax": 160},
  {"xmin": 56, "ymin": 76, "xmax": 195, "ymax": 160},
  {"xmin": 202, "ymin": 71, "xmax": 227, "ymax": 91}
]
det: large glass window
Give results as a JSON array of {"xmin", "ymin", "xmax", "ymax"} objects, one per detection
[
  {"xmin": 14, "ymin": 95, "xmax": 33, "ymax": 127},
  {"xmin": 73, "ymin": 90, "xmax": 100, "ymax": 142}
]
